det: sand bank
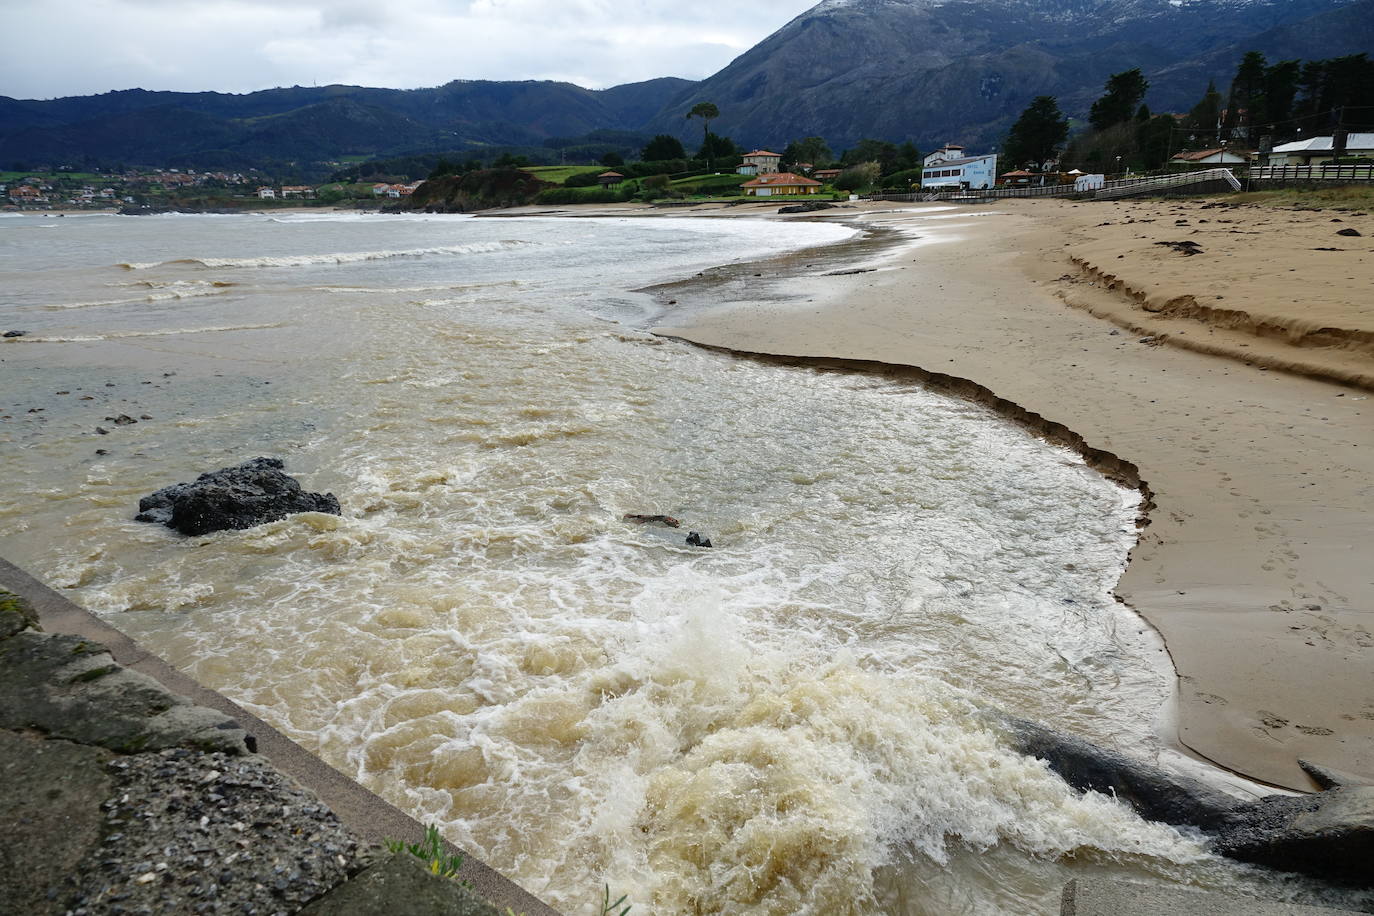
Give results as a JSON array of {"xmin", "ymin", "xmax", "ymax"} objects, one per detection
[{"xmin": 654, "ymin": 198, "xmax": 1373, "ymax": 791}]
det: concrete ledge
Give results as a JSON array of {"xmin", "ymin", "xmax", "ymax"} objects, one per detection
[
  {"xmin": 1061, "ymin": 878, "xmax": 1361, "ymax": 915},
  {"xmin": 0, "ymin": 556, "xmax": 560, "ymax": 916}
]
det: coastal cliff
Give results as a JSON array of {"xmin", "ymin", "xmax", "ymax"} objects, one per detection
[{"xmin": 404, "ymin": 169, "xmax": 550, "ymax": 213}]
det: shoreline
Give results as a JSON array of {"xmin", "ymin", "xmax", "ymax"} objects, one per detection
[{"xmin": 650, "ymin": 199, "xmax": 1373, "ymax": 792}]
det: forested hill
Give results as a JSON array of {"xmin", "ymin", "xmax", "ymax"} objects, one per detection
[
  {"xmin": 0, "ymin": 78, "xmax": 696, "ymax": 173},
  {"xmin": 2, "ymin": 0, "xmax": 1371, "ymax": 173}
]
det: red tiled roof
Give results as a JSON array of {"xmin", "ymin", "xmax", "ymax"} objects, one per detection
[
  {"xmin": 740, "ymin": 172, "xmax": 822, "ymax": 188},
  {"xmin": 743, "ymin": 150, "xmax": 781, "ymax": 158},
  {"xmin": 1170, "ymin": 148, "xmax": 1247, "ymax": 161}
]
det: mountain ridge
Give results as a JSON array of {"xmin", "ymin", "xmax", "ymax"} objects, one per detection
[
  {"xmin": 645, "ymin": 0, "xmax": 1369, "ymax": 150},
  {"xmin": 1, "ymin": 0, "xmax": 1369, "ymax": 170}
]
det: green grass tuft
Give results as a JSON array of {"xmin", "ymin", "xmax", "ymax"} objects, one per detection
[
  {"xmin": 601, "ymin": 884, "xmax": 631, "ymax": 916},
  {"xmin": 385, "ymin": 824, "xmax": 471, "ymax": 884}
]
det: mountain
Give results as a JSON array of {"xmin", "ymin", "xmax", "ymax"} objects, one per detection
[
  {"xmin": 1, "ymin": 0, "xmax": 1369, "ymax": 170},
  {"xmin": 0, "ymin": 78, "xmax": 696, "ymax": 170},
  {"xmin": 644, "ymin": 0, "xmax": 1372, "ymax": 150},
  {"xmin": 1147, "ymin": 0, "xmax": 1374, "ymax": 108}
]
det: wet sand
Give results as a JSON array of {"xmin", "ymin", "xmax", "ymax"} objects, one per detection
[{"xmin": 653, "ymin": 198, "xmax": 1374, "ymax": 792}]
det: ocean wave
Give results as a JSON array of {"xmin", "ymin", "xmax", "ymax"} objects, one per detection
[
  {"xmin": 10, "ymin": 322, "xmax": 284, "ymax": 342},
  {"xmin": 117, "ymin": 240, "xmax": 528, "ymax": 271},
  {"xmin": 315, "ymin": 280, "xmax": 518, "ymax": 295},
  {"xmin": 121, "ymin": 279, "xmax": 237, "ymax": 289},
  {"xmin": 38, "ymin": 283, "xmax": 235, "ymax": 310}
]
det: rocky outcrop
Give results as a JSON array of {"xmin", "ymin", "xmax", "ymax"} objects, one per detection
[
  {"xmin": 0, "ymin": 629, "xmax": 251, "ymax": 756},
  {"xmin": 992, "ymin": 713, "xmax": 1243, "ymax": 831},
  {"xmin": 990, "ymin": 712, "xmax": 1374, "ymax": 887},
  {"xmin": 1215, "ymin": 788, "xmax": 1374, "ymax": 885},
  {"xmin": 136, "ymin": 457, "xmax": 340, "ymax": 536},
  {"xmin": 0, "ymin": 585, "xmax": 513, "ymax": 915},
  {"xmin": 405, "ymin": 170, "xmax": 550, "ymax": 214}
]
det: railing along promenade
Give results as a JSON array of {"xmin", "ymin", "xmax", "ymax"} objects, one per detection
[
  {"xmin": 864, "ymin": 168, "xmax": 1242, "ymax": 203},
  {"xmin": 1249, "ymin": 163, "xmax": 1374, "ymax": 183}
]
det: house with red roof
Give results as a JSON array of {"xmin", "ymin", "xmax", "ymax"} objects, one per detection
[
  {"xmin": 1169, "ymin": 147, "xmax": 1251, "ymax": 167},
  {"xmin": 737, "ymin": 150, "xmax": 783, "ymax": 176},
  {"xmin": 741, "ymin": 172, "xmax": 822, "ymax": 197}
]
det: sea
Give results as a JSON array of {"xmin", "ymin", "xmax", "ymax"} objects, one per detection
[{"xmin": 0, "ymin": 209, "xmax": 1363, "ymax": 915}]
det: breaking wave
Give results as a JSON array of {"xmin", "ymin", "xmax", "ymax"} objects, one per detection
[
  {"xmin": 117, "ymin": 240, "xmax": 529, "ymax": 270},
  {"xmin": 12, "ymin": 323, "xmax": 284, "ymax": 342},
  {"xmin": 38, "ymin": 282, "xmax": 236, "ymax": 310}
]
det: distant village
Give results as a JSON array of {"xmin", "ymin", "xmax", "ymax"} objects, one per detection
[{"xmin": 4, "ymin": 128, "xmax": 1370, "ymax": 211}]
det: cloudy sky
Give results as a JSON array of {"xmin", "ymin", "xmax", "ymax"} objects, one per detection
[{"xmin": 3, "ymin": 0, "xmax": 822, "ymax": 100}]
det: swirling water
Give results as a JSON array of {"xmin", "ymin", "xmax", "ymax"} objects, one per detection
[{"xmin": 0, "ymin": 211, "xmax": 1359, "ymax": 914}]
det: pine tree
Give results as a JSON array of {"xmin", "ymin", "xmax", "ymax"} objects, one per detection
[
  {"xmin": 1089, "ymin": 69, "xmax": 1149, "ymax": 131},
  {"xmin": 1183, "ymin": 81, "xmax": 1224, "ymax": 147},
  {"xmin": 1003, "ymin": 96, "xmax": 1069, "ymax": 169},
  {"xmin": 1224, "ymin": 52, "xmax": 1268, "ymax": 140}
]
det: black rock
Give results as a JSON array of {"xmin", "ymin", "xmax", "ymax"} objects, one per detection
[
  {"xmin": 685, "ymin": 532, "xmax": 713, "ymax": 548},
  {"xmin": 1213, "ymin": 787, "xmax": 1374, "ymax": 886},
  {"xmin": 1336, "ymin": 227, "xmax": 1362, "ymax": 237},
  {"xmin": 778, "ymin": 201, "xmax": 835, "ymax": 214},
  {"xmin": 135, "ymin": 457, "xmax": 340, "ymax": 536},
  {"xmin": 1154, "ymin": 239, "xmax": 1203, "ymax": 255},
  {"xmin": 989, "ymin": 712, "xmax": 1243, "ymax": 832},
  {"xmin": 624, "ymin": 513, "xmax": 680, "ymax": 528},
  {"xmin": 3, "ymin": 330, "xmax": 26, "ymax": 338},
  {"xmin": 989, "ymin": 711, "xmax": 1374, "ymax": 888}
]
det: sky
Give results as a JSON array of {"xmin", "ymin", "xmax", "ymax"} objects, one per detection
[{"xmin": 2, "ymin": 0, "xmax": 822, "ymax": 100}]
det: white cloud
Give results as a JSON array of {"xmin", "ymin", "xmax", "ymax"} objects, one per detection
[{"xmin": 0, "ymin": 0, "xmax": 819, "ymax": 99}]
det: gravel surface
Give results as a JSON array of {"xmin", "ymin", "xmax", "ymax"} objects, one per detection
[{"xmin": 63, "ymin": 748, "xmax": 374, "ymax": 915}]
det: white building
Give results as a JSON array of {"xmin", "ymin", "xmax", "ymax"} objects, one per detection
[
  {"xmin": 1265, "ymin": 133, "xmax": 1374, "ymax": 165},
  {"xmin": 256, "ymin": 186, "xmax": 277, "ymax": 199},
  {"xmin": 921, "ymin": 144, "xmax": 997, "ymax": 190}
]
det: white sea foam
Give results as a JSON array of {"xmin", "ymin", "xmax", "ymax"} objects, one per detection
[
  {"xmin": 37, "ymin": 282, "xmax": 234, "ymax": 310},
  {"xmin": 117, "ymin": 239, "xmax": 528, "ymax": 270},
  {"xmin": 14, "ymin": 322, "xmax": 283, "ymax": 341},
  {"xmin": 5, "ymin": 212, "xmax": 1365, "ymax": 915},
  {"xmin": 314, "ymin": 281, "xmax": 518, "ymax": 295}
]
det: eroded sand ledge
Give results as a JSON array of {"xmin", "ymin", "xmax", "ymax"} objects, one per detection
[{"xmin": 652, "ymin": 198, "xmax": 1373, "ymax": 791}]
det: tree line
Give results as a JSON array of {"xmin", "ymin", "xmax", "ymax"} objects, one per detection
[{"xmin": 1003, "ymin": 51, "xmax": 1374, "ymax": 174}]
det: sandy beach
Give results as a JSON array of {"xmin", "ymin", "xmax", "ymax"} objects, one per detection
[{"xmin": 654, "ymin": 195, "xmax": 1374, "ymax": 791}]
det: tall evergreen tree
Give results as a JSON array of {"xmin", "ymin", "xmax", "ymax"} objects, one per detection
[
  {"xmin": 1003, "ymin": 95, "xmax": 1069, "ymax": 168},
  {"xmin": 782, "ymin": 136, "xmax": 834, "ymax": 168},
  {"xmin": 686, "ymin": 102, "xmax": 720, "ymax": 169},
  {"xmin": 1224, "ymin": 51, "xmax": 1268, "ymax": 140},
  {"xmin": 641, "ymin": 134, "xmax": 685, "ymax": 161},
  {"xmin": 1183, "ymin": 81, "xmax": 1224, "ymax": 146},
  {"xmin": 696, "ymin": 132, "xmax": 737, "ymax": 162},
  {"xmin": 1136, "ymin": 115, "xmax": 1177, "ymax": 169},
  {"xmin": 1089, "ymin": 69, "xmax": 1149, "ymax": 131},
  {"xmin": 1262, "ymin": 60, "xmax": 1301, "ymax": 130}
]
